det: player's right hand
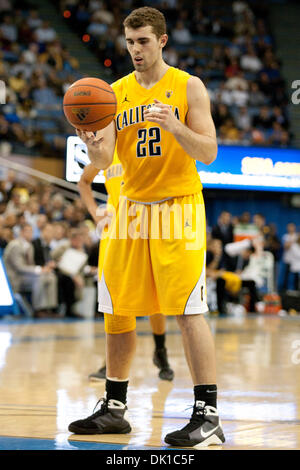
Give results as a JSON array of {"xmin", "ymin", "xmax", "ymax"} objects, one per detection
[
  {"xmin": 76, "ymin": 129, "xmax": 104, "ymax": 166},
  {"xmin": 76, "ymin": 129, "xmax": 103, "ymax": 144}
]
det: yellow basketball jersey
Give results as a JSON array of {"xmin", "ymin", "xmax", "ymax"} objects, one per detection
[
  {"xmin": 111, "ymin": 67, "xmax": 202, "ymax": 203},
  {"xmin": 104, "ymin": 150, "xmax": 123, "ymax": 209}
]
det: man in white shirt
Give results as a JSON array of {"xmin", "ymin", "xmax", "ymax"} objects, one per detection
[
  {"xmin": 282, "ymin": 224, "xmax": 299, "ymax": 291},
  {"xmin": 3, "ymin": 224, "xmax": 58, "ymax": 317},
  {"xmin": 34, "ymin": 20, "xmax": 57, "ymax": 44}
]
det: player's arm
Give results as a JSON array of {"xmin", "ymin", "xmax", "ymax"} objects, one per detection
[
  {"xmin": 144, "ymin": 77, "xmax": 217, "ymax": 165},
  {"xmin": 78, "ymin": 163, "xmax": 107, "ymax": 223},
  {"xmin": 76, "ymin": 120, "xmax": 116, "ymax": 170}
]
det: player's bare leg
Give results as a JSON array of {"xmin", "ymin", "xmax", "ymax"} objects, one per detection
[
  {"xmin": 176, "ymin": 314, "xmax": 216, "ymax": 384},
  {"xmin": 149, "ymin": 313, "xmax": 165, "ymax": 334},
  {"xmin": 89, "ymin": 314, "xmax": 174, "ymax": 381},
  {"xmin": 106, "ymin": 330, "xmax": 137, "ymax": 380}
]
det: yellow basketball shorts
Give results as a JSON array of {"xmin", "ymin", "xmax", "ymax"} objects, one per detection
[{"xmin": 98, "ymin": 192, "xmax": 208, "ymax": 325}]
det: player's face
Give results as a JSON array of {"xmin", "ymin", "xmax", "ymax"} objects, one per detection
[{"xmin": 125, "ymin": 26, "xmax": 167, "ymax": 72}]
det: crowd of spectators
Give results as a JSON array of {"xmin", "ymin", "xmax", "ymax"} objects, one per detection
[
  {"xmin": 0, "ymin": 170, "xmax": 99, "ymax": 318},
  {"xmin": 0, "ymin": 0, "xmax": 293, "ymax": 157},
  {"xmin": 59, "ymin": 0, "xmax": 291, "ymax": 147},
  {"xmin": 0, "ymin": 0, "xmax": 83, "ymax": 157},
  {"xmin": 206, "ymin": 210, "xmax": 300, "ymax": 314},
  {"xmin": 0, "ymin": 170, "xmax": 299, "ymax": 318}
]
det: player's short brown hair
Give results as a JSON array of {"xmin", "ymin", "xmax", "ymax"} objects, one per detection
[{"xmin": 123, "ymin": 7, "xmax": 167, "ymax": 39}]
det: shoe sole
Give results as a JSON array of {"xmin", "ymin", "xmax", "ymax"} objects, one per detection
[
  {"xmin": 88, "ymin": 376, "xmax": 106, "ymax": 382},
  {"xmin": 165, "ymin": 432, "xmax": 225, "ymax": 448},
  {"xmin": 68, "ymin": 424, "xmax": 132, "ymax": 435},
  {"xmin": 158, "ymin": 370, "xmax": 174, "ymax": 381},
  {"xmin": 153, "ymin": 358, "xmax": 174, "ymax": 381}
]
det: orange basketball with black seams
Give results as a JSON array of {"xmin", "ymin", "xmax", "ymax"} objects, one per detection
[{"xmin": 63, "ymin": 77, "xmax": 117, "ymax": 132}]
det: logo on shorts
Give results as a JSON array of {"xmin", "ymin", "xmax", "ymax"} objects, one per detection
[
  {"xmin": 165, "ymin": 90, "xmax": 173, "ymax": 98},
  {"xmin": 72, "ymin": 107, "xmax": 90, "ymax": 121}
]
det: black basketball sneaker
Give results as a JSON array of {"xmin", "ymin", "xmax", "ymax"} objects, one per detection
[
  {"xmin": 153, "ymin": 347, "xmax": 174, "ymax": 381},
  {"xmin": 164, "ymin": 401, "xmax": 225, "ymax": 448},
  {"xmin": 68, "ymin": 395, "xmax": 131, "ymax": 435},
  {"xmin": 88, "ymin": 365, "xmax": 106, "ymax": 382}
]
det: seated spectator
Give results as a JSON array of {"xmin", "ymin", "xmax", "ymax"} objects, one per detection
[
  {"xmin": 51, "ymin": 228, "xmax": 95, "ymax": 318},
  {"xmin": 50, "ymin": 221, "xmax": 69, "ymax": 250},
  {"xmin": 62, "ymin": 203, "xmax": 77, "ymax": 226},
  {"xmin": 0, "ymin": 14, "xmax": 17, "ymax": 43},
  {"xmin": 172, "ymin": 21, "xmax": 192, "ymax": 45},
  {"xmin": 163, "ymin": 46, "xmax": 179, "ymax": 67},
  {"xmin": 8, "ymin": 71, "xmax": 27, "ymax": 93},
  {"xmin": 0, "ymin": 226, "xmax": 13, "ymax": 251},
  {"xmin": 268, "ymin": 122, "xmax": 286, "ymax": 146},
  {"xmin": 24, "ymin": 198, "xmax": 40, "ymax": 228},
  {"xmin": 11, "ymin": 212, "xmax": 27, "ymax": 238},
  {"xmin": 235, "ymin": 106, "xmax": 252, "ymax": 131},
  {"xmin": 22, "ymin": 42, "xmax": 39, "ymax": 66},
  {"xmin": 212, "ymin": 103, "xmax": 233, "ymax": 128},
  {"xmin": 4, "ymin": 190, "xmax": 23, "ymax": 216},
  {"xmin": 248, "ymin": 81, "xmax": 267, "ymax": 106},
  {"xmin": 26, "ymin": 9, "xmax": 43, "ymax": 30},
  {"xmin": 217, "ymin": 83, "xmax": 235, "ymax": 106},
  {"xmin": 32, "ymin": 77, "xmax": 60, "ymax": 108},
  {"xmin": 240, "ymin": 45, "xmax": 263, "ymax": 73},
  {"xmin": 32, "ymin": 213, "xmax": 48, "ymax": 239},
  {"xmin": 212, "ymin": 211, "xmax": 234, "ymax": 247},
  {"xmin": 257, "ymin": 72, "xmax": 274, "ymax": 101},
  {"xmin": 271, "ymin": 105, "xmax": 289, "ymax": 129},
  {"xmin": 219, "ymin": 118, "xmax": 241, "ymax": 143},
  {"xmin": 34, "ymin": 20, "xmax": 57, "ymax": 45},
  {"xmin": 208, "ymin": 44, "xmax": 225, "ymax": 71},
  {"xmin": 87, "ymin": 17, "xmax": 108, "ymax": 38},
  {"xmin": 231, "ymin": 84, "xmax": 249, "ymax": 107},
  {"xmin": 212, "ymin": 211, "xmax": 235, "ymax": 271},
  {"xmin": 3, "ymin": 223, "xmax": 58, "ymax": 318},
  {"xmin": 227, "ymin": 36, "xmax": 242, "ymax": 59},
  {"xmin": 288, "ymin": 234, "xmax": 300, "ymax": 291},
  {"xmin": 32, "ymin": 222, "xmax": 54, "ymax": 266},
  {"xmin": 18, "ymin": 19, "xmax": 35, "ymax": 45},
  {"xmin": 281, "ymin": 223, "xmax": 299, "ymax": 292},
  {"xmin": 206, "ymin": 238, "xmax": 259, "ymax": 315},
  {"xmin": 225, "ymin": 58, "xmax": 241, "ymax": 79},
  {"xmin": 90, "ymin": 2, "xmax": 114, "ymax": 25},
  {"xmin": 225, "ymin": 70, "xmax": 249, "ymax": 91},
  {"xmin": 49, "ymin": 193, "xmax": 65, "ymax": 221},
  {"xmin": 253, "ymin": 105, "xmax": 273, "ymax": 129}
]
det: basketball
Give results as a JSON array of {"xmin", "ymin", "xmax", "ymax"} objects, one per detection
[{"xmin": 63, "ymin": 77, "xmax": 117, "ymax": 132}]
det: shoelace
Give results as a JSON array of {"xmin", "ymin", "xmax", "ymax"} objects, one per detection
[
  {"xmin": 182, "ymin": 404, "xmax": 207, "ymax": 429},
  {"xmin": 90, "ymin": 397, "xmax": 108, "ymax": 418}
]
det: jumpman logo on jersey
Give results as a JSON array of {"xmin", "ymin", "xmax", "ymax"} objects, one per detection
[
  {"xmin": 185, "ymin": 220, "xmax": 192, "ymax": 228},
  {"xmin": 122, "ymin": 94, "xmax": 130, "ymax": 103}
]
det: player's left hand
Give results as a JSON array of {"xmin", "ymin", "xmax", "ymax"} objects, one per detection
[{"xmin": 144, "ymin": 99, "xmax": 180, "ymax": 133}]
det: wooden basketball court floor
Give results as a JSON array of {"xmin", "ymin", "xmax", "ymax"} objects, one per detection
[{"xmin": 0, "ymin": 314, "xmax": 300, "ymax": 450}]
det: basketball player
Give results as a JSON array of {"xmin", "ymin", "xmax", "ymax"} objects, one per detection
[
  {"xmin": 78, "ymin": 157, "xmax": 174, "ymax": 382},
  {"xmin": 69, "ymin": 7, "xmax": 225, "ymax": 447}
]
